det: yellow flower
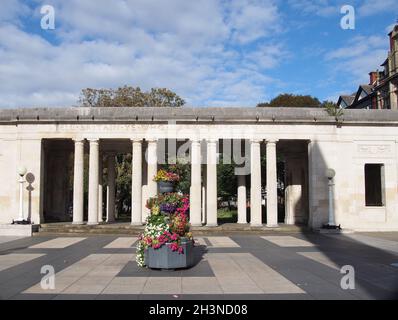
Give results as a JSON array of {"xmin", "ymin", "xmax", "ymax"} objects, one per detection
[{"xmin": 152, "ymin": 205, "xmax": 160, "ymax": 215}]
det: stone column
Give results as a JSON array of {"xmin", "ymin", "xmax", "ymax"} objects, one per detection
[
  {"xmin": 143, "ymin": 139, "xmax": 157, "ymax": 222},
  {"xmin": 147, "ymin": 139, "xmax": 158, "ymax": 198},
  {"xmin": 190, "ymin": 139, "xmax": 202, "ymax": 226},
  {"xmin": 284, "ymin": 156, "xmax": 303, "ymax": 225},
  {"xmin": 237, "ymin": 174, "xmax": 247, "ymax": 224},
  {"xmin": 72, "ymin": 139, "xmax": 84, "ymax": 224},
  {"xmin": 88, "ymin": 139, "xmax": 99, "ymax": 225},
  {"xmin": 141, "ymin": 144, "xmax": 148, "ymax": 223},
  {"xmin": 98, "ymin": 153, "xmax": 103, "ymax": 223},
  {"xmin": 131, "ymin": 139, "xmax": 143, "ymax": 225},
  {"xmin": 266, "ymin": 139, "xmax": 279, "ymax": 227},
  {"xmin": 106, "ymin": 153, "xmax": 116, "ymax": 223},
  {"xmin": 202, "ymin": 164, "xmax": 207, "ymax": 224},
  {"xmin": 250, "ymin": 139, "xmax": 262, "ymax": 226},
  {"xmin": 206, "ymin": 139, "xmax": 218, "ymax": 226}
]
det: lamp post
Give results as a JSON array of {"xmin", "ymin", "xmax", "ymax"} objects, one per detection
[
  {"xmin": 15, "ymin": 166, "xmax": 27, "ymax": 224},
  {"xmin": 323, "ymin": 168, "xmax": 340, "ymax": 230}
]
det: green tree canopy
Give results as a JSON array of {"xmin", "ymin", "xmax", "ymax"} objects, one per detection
[
  {"xmin": 257, "ymin": 94, "xmax": 321, "ymax": 108},
  {"xmin": 79, "ymin": 86, "xmax": 185, "ymax": 108}
]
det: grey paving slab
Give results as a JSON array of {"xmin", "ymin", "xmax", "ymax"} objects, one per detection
[
  {"xmin": 117, "ymin": 260, "xmax": 215, "ymax": 278},
  {"xmin": 328, "ymin": 234, "xmax": 398, "ymax": 255},
  {"xmin": 0, "ymin": 236, "xmax": 119, "ymax": 299},
  {"xmin": 0, "ymin": 236, "xmax": 26, "ymax": 245},
  {"xmin": 1, "ymin": 233, "xmax": 398, "ymax": 299}
]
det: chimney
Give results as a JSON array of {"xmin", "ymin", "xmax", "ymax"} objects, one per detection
[
  {"xmin": 389, "ymin": 24, "xmax": 398, "ymax": 52},
  {"xmin": 369, "ymin": 71, "xmax": 379, "ymax": 85},
  {"xmin": 389, "ymin": 31, "xmax": 394, "ymax": 52}
]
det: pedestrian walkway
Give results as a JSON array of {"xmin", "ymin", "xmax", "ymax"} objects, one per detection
[{"xmin": 0, "ymin": 233, "xmax": 397, "ymax": 299}]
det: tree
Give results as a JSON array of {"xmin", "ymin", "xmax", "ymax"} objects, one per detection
[
  {"xmin": 257, "ymin": 94, "xmax": 321, "ymax": 108},
  {"xmin": 79, "ymin": 86, "xmax": 185, "ymax": 107},
  {"xmin": 217, "ymin": 156, "xmax": 238, "ymax": 211}
]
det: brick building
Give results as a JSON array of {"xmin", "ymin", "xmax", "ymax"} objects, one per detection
[{"xmin": 337, "ymin": 24, "xmax": 398, "ymax": 110}]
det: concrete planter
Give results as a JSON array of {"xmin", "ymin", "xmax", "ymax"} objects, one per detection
[
  {"xmin": 157, "ymin": 181, "xmax": 175, "ymax": 194},
  {"xmin": 145, "ymin": 238, "xmax": 194, "ymax": 269}
]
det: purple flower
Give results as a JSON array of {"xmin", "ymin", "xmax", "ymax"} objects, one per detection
[{"xmin": 160, "ymin": 203, "xmax": 177, "ymax": 214}]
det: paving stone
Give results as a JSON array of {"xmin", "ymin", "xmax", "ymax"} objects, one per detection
[
  {"xmin": 104, "ymin": 237, "xmax": 137, "ymax": 249},
  {"xmin": 205, "ymin": 253, "xmax": 263, "ymax": 294},
  {"xmin": 0, "ymin": 253, "xmax": 45, "ymax": 272},
  {"xmin": 206, "ymin": 237, "xmax": 240, "ymax": 248},
  {"xmin": 102, "ymin": 277, "xmax": 147, "ymax": 294},
  {"xmin": 1, "ymin": 233, "xmax": 398, "ymax": 299},
  {"xmin": 261, "ymin": 236, "xmax": 315, "ymax": 247},
  {"xmin": 142, "ymin": 277, "xmax": 182, "ymax": 294},
  {"xmin": 29, "ymin": 237, "xmax": 86, "ymax": 249},
  {"xmin": 230, "ymin": 253, "xmax": 305, "ymax": 294},
  {"xmin": 182, "ymin": 277, "xmax": 222, "ymax": 294},
  {"xmin": 297, "ymin": 251, "xmax": 340, "ymax": 270}
]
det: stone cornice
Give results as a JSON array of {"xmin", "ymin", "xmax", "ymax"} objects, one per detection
[{"xmin": 1, "ymin": 107, "xmax": 398, "ymax": 126}]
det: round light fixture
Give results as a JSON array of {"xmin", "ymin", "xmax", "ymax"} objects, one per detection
[
  {"xmin": 326, "ymin": 168, "xmax": 336, "ymax": 179},
  {"xmin": 18, "ymin": 166, "xmax": 27, "ymax": 177}
]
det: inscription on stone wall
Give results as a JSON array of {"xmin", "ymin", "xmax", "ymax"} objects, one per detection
[
  {"xmin": 357, "ymin": 144, "xmax": 393, "ymax": 156},
  {"xmin": 58, "ymin": 124, "xmax": 142, "ymax": 131}
]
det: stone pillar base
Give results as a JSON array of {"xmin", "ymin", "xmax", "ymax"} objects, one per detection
[
  {"xmin": 250, "ymin": 223, "xmax": 263, "ymax": 227},
  {"xmin": 191, "ymin": 223, "xmax": 203, "ymax": 227},
  {"xmin": 0, "ymin": 224, "xmax": 39, "ymax": 236}
]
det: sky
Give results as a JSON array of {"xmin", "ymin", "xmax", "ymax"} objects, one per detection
[{"xmin": 0, "ymin": 0, "xmax": 396, "ymax": 108}]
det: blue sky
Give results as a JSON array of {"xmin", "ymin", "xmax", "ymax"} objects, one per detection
[{"xmin": 0, "ymin": 0, "xmax": 396, "ymax": 108}]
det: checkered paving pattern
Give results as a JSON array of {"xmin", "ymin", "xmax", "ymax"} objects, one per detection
[{"xmin": 0, "ymin": 234, "xmax": 397, "ymax": 299}]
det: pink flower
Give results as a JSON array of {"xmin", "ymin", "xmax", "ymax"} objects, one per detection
[
  {"xmin": 171, "ymin": 233, "xmax": 178, "ymax": 241},
  {"xmin": 169, "ymin": 242, "xmax": 179, "ymax": 252}
]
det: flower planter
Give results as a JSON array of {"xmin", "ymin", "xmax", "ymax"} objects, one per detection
[
  {"xmin": 145, "ymin": 238, "xmax": 194, "ymax": 269},
  {"xmin": 158, "ymin": 181, "xmax": 175, "ymax": 194}
]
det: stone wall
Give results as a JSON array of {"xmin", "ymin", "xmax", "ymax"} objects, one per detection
[{"xmin": 0, "ymin": 107, "xmax": 398, "ymax": 231}]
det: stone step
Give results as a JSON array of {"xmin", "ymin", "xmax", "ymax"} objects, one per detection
[{"xmin": 36, "ymin": 223, "xmax": 309, "ymax": 236}]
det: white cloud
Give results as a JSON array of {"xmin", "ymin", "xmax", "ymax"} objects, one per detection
[
  {"xmin": 0, "ymin": 0, "xmax": 285, "ymax": 107},
  {"xmin": 358, "ymin": 0, "xmax": 397, "ymax": 17},
  {"xmin": 324, "ymin": 35, "xmax": 389, "ymax": 88},
  {"xmin": 287, "ymin": 0, "xmax": 339, "ymax": 17},
  {"xmin": 0, "ymin": 0, "xmax": 31, "ymax": 23}
]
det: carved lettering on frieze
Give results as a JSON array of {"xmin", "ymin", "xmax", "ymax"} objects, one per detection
[{"xmin": 357, "ymin": 144, "xmax": 392, "ymax": 156}]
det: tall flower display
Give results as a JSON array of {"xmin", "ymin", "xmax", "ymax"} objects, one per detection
[{"xmin": 136, "ymin": 192, "xmax": 192, "ymax": 267}]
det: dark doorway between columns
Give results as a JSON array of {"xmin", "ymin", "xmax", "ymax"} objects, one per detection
[
  {"xmin": 42, "ymin": 139, "xmax": 74, "ymax": 222},
  {"xmin": 275, "ymin": 140, "xmax": 310, "ymax": 226}
]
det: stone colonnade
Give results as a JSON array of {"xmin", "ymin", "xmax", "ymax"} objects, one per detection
[{"xmin": 72, "ymin": 139, "xmax": 280, "ymax": 227}]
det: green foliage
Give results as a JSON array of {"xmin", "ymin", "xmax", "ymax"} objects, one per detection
[
  {"xmin": 217, "ymin": 157, "xmax": 237, "ymax": 200},
  {"xmin": 257, "ymin": 93, "xmax": 321, "ymax": 108},
  {"xmin": 79, "ymin": 86, "xmax": 185, "ymax": 108},
  {"xmin": 146, "ymin": 213, "xmax": 170, "ymax": 226},
  {"xmin": 217, "ymin": 208, "xmax": 237, "ymax": 219},
  {"xmin": 115, "ymin": 154, "xmax": 132, "ymax": 215},
  {"xmin": 323, "ymin": 101, "xmax": 344, "ymax": 117}
]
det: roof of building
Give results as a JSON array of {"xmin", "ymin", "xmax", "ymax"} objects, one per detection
[
  {"xmin": 359, "ymin": 84, "xmax": 373, "ymax": 95},
  {"xmin": 348, "ymin": 85, "xmax": 375, "ymax": 108},
  {"xmin": 1, "ymin": 107, "xmax": 398, "ymax": 124},
  {"xmin": 338, "ymin": 95, "xmax": 355, "ymax": 107}
]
